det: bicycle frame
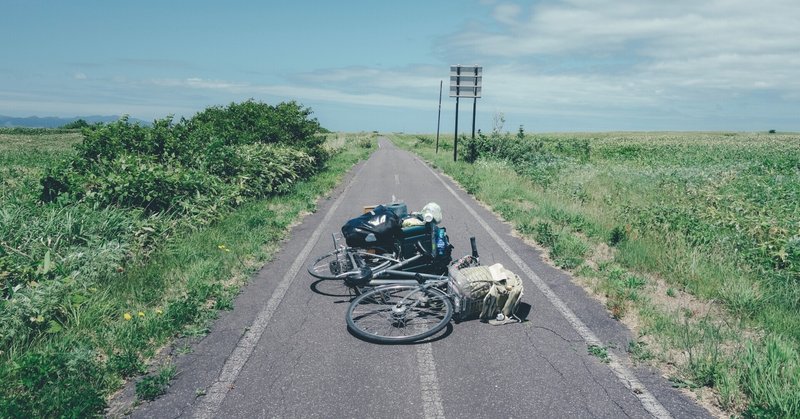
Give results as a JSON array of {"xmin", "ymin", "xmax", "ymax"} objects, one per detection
[
  {"xmin": 345, "ymin": 237, "xmax": 478, "ymax": 288},
  {"xmin": 355, "ymin": 252, "xmax": 447, "ymax": 287}
]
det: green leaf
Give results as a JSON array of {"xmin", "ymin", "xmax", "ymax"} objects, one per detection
[
  {"xmin": 46, "ymin": 320, "xmax": 63, "ymax": 333},
  {"xmin": 70, "ymin": 293, "xmax": 87, "ymax": 305},
  {"xmin": 41, "ymin": 250, "xmax": 52, "ymax": 275}
]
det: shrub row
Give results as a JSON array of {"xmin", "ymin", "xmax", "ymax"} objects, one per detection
[
  {"xmin": 42, "ymin": 100, "xmax": 323, "ymax": 212},
  {"xmin": 2, "ymin": 100, "xmax": 325, "ymax": 351},
  {"xmin": 460, "ymin": 131, "xmax": 590, "ymax": 186}
]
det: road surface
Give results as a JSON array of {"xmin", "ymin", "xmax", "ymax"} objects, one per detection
[{"xmin": 128, "ymin": 138, "xmax": 711, "ymax": 418}]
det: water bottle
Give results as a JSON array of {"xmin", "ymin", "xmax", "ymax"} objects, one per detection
[{"xmin": 436, "ymin": 227, "xmax": 446, "ymax": 257}]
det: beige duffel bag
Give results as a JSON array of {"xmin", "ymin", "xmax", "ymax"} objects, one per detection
[{"xmin": 448, "ymin": 262, "xmax": 524, "ymax": 323}]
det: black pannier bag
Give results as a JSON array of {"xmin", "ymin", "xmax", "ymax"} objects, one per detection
[
  {"xmin": 341, "ymin": 205, "xmax": 401, "ymax": 250},
  {"xmin": 396, "ymin": 223, "xmax": 452, "ymax": 274}
]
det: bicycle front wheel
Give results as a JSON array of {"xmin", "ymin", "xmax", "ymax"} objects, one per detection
[{"xmin": 346, "ymin": 285, "xmax": 453, "ymax": 343}]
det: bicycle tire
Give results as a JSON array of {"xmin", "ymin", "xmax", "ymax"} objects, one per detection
[
  {"xmin": 307, "ymin": 248, "xmax": 395, "ymax": 280},
  {"xmin": 346, "ymin": 284, "xmax": 453, "ymax": 343}
]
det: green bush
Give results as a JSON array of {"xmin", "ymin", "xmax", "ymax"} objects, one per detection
[
  {"xmin": 357, "ymin": 137, "xmax": 373, "ymax": 148},
  {"xmin": 41, "ymin": 100, "xmax": 325, "ymax": 217},
  {"xmin": 234, "ymin": 143, "xmax": 315, "ymax": 197},
  {"xmin": 187, "ymin": 100, "xmax": 325, "ymax": 163},
  {"xmin": 414, "ymin": 135, "xmax": 433, "ymax": 147},
  {"xmin": 60, "ymin": 119, "xmax": 90, "ymax": 129},
  {"xmin": 459, "ymin": 131, "xmax": 589, "ymax": 186},
  {"xmin": 608, "ymin": 225, "xmax": 627, "ymax": 246},
  {"xmin": 1, "ymin": 100, "xmax": 334, "ymax": 416},
  {"xmin": 551, "ymin": 233, "xmax": 589, "ymax": 269}
]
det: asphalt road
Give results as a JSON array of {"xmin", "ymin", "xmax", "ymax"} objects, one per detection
[{"xmin": 128, "ymin": 138, "xmax": 712, "ymax": 418}]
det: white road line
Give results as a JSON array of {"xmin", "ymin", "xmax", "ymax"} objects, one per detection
[
  {"xmin": 419, "ymin": 158, "xmax": 673, "ymax": 419},
  {"xmin": 192, "ymin": 162, "xmax": 368, "ymax": 419},
  {"xmin": 395, "ymin": 172, "xmax": 444, "ymax": 419},
  {"xmin": 416, "ymin": 344, "xmax": 446, "ymax": 419}
]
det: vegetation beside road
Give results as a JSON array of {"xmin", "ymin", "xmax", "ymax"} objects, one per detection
[
  {"xmin": 0, "ymin": 105, "xmax": 374, "ymax": 417},
  {"xmin": 394, "ymin": 130, "xmax": 800, "ymax": 417}
]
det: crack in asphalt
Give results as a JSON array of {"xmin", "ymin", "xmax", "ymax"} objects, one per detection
[
  {"xmin": 530, "ymin": 324, "xmax": 583, "ymax": 344},
  {"xmin": 580, "ymin": 355, "xmax": 633, "ymax": 418},
  {"xmin": 523, "ymin": 326, "xmax": 601, "ymax": 416},
  {"xmin": 522, "ymin": 326, "xmax": 569, "ymax": 386},
  {"xmin": 260, "ymin": 308, "xmax": 312, "ymax": 413}
]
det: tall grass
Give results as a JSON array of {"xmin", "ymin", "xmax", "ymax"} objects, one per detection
[
  {"xmin": 393, "ymin": 131, "xmax": 800, "ymax": 417},
  {"xmin": 0, "ymin": 126, "xmax": 374, "ymax": 416}
]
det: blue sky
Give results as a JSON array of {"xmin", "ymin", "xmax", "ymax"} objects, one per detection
[{"xmin": 2, "ymin": 0, "xmax": 798, "ymax": 132}]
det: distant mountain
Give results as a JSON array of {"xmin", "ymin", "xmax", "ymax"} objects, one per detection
[{"xmin": 0, "ymin": 115, "xmax": 149, "ymax": 128}]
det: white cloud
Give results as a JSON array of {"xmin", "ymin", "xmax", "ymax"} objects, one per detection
[
  {"xmin": 293, "ymin": 66, "xmax": 442, "ymax": 93},
  {"xmin": 146, "ymin": 77, "xmax": 437, "ymax": 111},
  {"xmin": 453, "ymin": 0, "xmax": 800, "ymax": 59},
  {"xmin": 492, "ymin": 3, "xmax": 522, "ymax": 26},
  {"xmin": 437, "ymin": 0, "xmax": 800, "ymax": 126}
]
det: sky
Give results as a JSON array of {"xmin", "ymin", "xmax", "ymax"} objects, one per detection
[{"xmin": 1, "ymin": 0, "xmax": 798, "ymax": 132}]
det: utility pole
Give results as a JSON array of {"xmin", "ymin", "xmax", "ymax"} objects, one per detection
[{"xmin": 436, "ymin": 80, "xmax": 442, "ymax": 153}]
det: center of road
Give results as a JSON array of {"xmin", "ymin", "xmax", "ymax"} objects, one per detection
[{"xmin": 416, "ymin": 344, "xmax": 446, "ymax": 419}]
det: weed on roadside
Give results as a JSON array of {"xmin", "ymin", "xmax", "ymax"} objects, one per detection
[
  {"xmin": 135, "ymin": 365, "xmax": 176, "ymax": 401},
  {"xmin": 588, "ymin": 345, "xmax": 610, "ymax": 363},
  {"xmin": 627, "ymin": 340, "xmax": 654, "ymax": 363}
]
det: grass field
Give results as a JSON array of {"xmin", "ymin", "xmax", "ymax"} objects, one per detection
[
  {"xmin": 0, "ymin": 127, "xmax": 374, "ymax": 417},
  {"xmin": 393, "ymin": 131, "xmax": 800, "ymax": 417}
]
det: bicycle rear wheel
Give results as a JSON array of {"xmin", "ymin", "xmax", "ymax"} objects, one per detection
[
  {"xmin": 307, "ymin": 248, "xmax": 394, "ymax": 280},
  {"xmin": 346, "ymin": 285, "xmax": 453, "ymax": 343}
]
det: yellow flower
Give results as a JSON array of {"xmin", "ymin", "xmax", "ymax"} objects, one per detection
[
  {"xmin": 123, "ymin": 312, "xmax": 132, "ymax": 321},
  {"xmin": 218, "ymin": 244, "xmax": 226, "ymax": 249},
  {"xmin": 155, "ymin": 308, "xmax": 163, "ymax": 315},
  {"xmin": 138, "ymin": 311, "xmax": 145, "ymax": 317}
]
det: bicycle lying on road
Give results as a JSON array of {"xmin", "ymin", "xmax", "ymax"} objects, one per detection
[{"xmin": 309, "ymin": 203, "xmax": 525, "ymax": 343}]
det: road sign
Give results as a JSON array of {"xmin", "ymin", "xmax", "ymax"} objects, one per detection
[
  {"xmin": 450, "ymin": 65, "xmax": 482, "ymax": 98},
  {"xmin": 449, "ymin": 85, "xmax": 482, "ymax": 98},
  {"xmin": 450, "ymin": 65, "xmax": 482, "ymax": 161}
]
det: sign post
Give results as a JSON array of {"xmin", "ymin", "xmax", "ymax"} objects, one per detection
[
  {"xmin": 449, "ymin": 65, "xmax": 482, "ymax": 161},
  {"xmin": 436, "ymin": 80, "xmax": 442, "ymax": 153}
]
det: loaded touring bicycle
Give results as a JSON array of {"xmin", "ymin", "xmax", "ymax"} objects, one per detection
[{"xmin": 308, "ymin": 202, "xmax": 525, "ymax": 343}]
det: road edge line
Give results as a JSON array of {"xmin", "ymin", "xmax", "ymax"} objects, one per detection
[
  {"xmin": 418, "ymin": 158, "xmax": 673, "ymax": 419},
  {"xmin": 192, "ymin": 161, "xmax": 368, "ymax": 418}
]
